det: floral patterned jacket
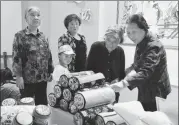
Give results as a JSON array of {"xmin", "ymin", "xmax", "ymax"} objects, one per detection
[
  {"xmin": 58, "ymin": 31, "xmax": 87, "ymax": 72},
  {"xmin": 12, "ymin": 28, "xmax": 54, "ymax": 84}
]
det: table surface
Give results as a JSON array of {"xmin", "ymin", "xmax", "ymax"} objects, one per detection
[{"xmin": 49, "ymin": 107, "xmax": 75, "ymax": 125}]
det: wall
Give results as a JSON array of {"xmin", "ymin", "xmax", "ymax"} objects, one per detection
[
  {"xmin": 98, "ymin": 1, "xmax": 117, "ymax": 41},
  {"xmin": 1, "ymin": 1, "xmax": 22, "ymax": 55}
]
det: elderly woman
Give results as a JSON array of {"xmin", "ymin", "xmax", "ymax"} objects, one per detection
[
  {"xmin": 110, "ymin": 14, "xmax": 171, "ymax": 111},
  {"xmin": 58, "ymin": 14, "xmax": 87, "ymax": 72},
  {"xmin": 12, "ymin": 6, "xmax": 54, "ymax": 105},
  {"xmin": 86, "ymin": 25, "xmax": 126, "ymax": 103}
]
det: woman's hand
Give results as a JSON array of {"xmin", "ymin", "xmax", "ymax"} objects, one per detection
[
  {"xmin": 110, "ymin": 81, "xmax": 124, "ymax": 92},
  {"xmin": 111, "ymin": 78, "xmax": 119, "ymax": 84},
  {"xmin": 16, "ymin": 76, "xmax": 24, "ymax": 89}
]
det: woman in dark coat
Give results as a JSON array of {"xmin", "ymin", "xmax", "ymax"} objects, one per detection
[
  {"xmin": 110, "ymin": 14, "xmax": 171, "ymax": 111},
  {"xmin": 58, "ymin": 14, "xmax": 87, "ymax": 72}
]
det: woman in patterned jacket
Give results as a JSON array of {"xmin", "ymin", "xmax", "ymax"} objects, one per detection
[
  {"xmin": 58, "ymin": 14, "xmax": 87, "ymax": 72},
  {"xmin": 12, "ymin": 6, "xmax": 54, "ymax": 105}
]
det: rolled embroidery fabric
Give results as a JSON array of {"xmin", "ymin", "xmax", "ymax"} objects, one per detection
[
  {"xmin": 59, "ymin": 71, "xmax": 94, "ymax": 88},
  {"xmin": 63, "ymin": 88, "xmax": 73, "ymax": 102},
  {"xmin": 2, "ymin": 98, "xmax": 17, "ymax": 106},
  {"xmin": 69, "ymin": 72, "xmax": 102, "ymax": 91},
  {"xmin": 95, "ymin": 111, "xmax": 125, "ymax": 125},
  {"xmin": 74, "ymin": 87, "xmax": 115, "ymax": 110},
  {"xmin": 48, "ymin": 93, "xmax": 60, "ymax": 107},
  {"xmin": 54, "ymin": 84, "xmax": 62, "ymax": 99},
  {"xmin": 59, "ymin": 98, "xmax": 69, "ymax": 111},
  {"xmin": 19, "ymin": 97, "xmax": 35, "ymax": 105},
  {"xmin": 32, "ymin": 105, "xmax": 51, "ymax": 125},
  {"xmin": 68, "ymin": 100, "xmax": 78, "ymax": 114},
  {"xmin": 1, "ymin": 106, "xmax": 35, "ymax": 125},
  {"xmin": 106, "ymin": 121, "xmax": 127, "ymax": 125}
]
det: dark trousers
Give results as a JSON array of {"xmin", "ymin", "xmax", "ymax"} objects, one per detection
[
  {"xmin": 115, "ymin": 92, "xmax": 120, "ymax": 103},
  {"xmin": 20, "ymin": 81, "xmax": 47, "ymax": 105},
  {"xmin": 141, "ymin": 101, "xmax": 157, "ymax": 112}
]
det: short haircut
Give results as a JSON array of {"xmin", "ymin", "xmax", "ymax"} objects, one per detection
[
  {"xmin": 126, "ymin": 14, "xmax": 149, "ymax": 32},
  {"xmin": 105, "ymin": 25, "xmax": 125, "ymax": 44},
  {"xmin": 24, "ymin": 6, "xmax": 40, "ymax": 20},
  {"xmin": 64, "ymin": 14, "xmax": 81, "ymax": 29}
]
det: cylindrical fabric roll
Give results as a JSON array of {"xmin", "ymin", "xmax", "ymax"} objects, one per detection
[
  {"xmin": 48, "ymin": 93, "xmax": 61, "ymax": 107},
  {"xmin": 69, "ymin": 73, "xmax": 105, "ymax": 91},
  {"xmin": 106, "ymin": 121, "xmax": 127, "ymax": 125},
  {"xmin": 59, "ymin": 75, "xmax": 69, "ymax": 88},
  {"xmin": 70, "ymin": 71, "xmax": 94, "ymax": 77},
  {"xmin": 74, "ymin": 87, "xmax": 115, "ymax": 110},
  {"xmin": 59, "ymin": 98, "xmax": 69, "ymax": 111},
  {"xmin": 33, "ymin": 105, "xmax": 51, "ymax": 125},
  {"xmin": 2, "ymin": 98, "xmax": 17, "ymax": 106},
  {"xmin": 59, "ymin": 71, "xmax": 94, "ymax": 88},
  {"xmin": 54, "ymin": 84, "xmax": 62, "ymax": 99},
  {"xmin": 13, "ymin": 112, "xmax": 33, "ymax": 125},
  {"xmin": 68, "ymin": 101, "xmax": 78, "ymax": 114},
  {"xmin": 95, "ymin": 112, "xmax": 125, "ymax": 125},
  {"xmin": 63, "ymin": 88, "xmax": 73, "ymax": 102},
  {"xmin": 73, "ymin": 110, "xmax": 92, "ymax": 125},
  {"xmin": 19, "ymin": 97, "xmax": 35, "ymax": 105}
]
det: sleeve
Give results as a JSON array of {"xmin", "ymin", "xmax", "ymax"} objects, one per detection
[
  {"xmin": 81, "ymin": 35, "xmax": 87, "ymax": 71},
  {"xmin": 86, "ymin": 42, "xmax": 97, "ymax": 71},
  {"xmin": 119, "ymin": 47, "xmax": 126, "ymax": 80},
  {"xmin": 125, "ymin": 45, "xmax": 161, "ymax": 87},
  {"xmin": 12, "ymin": 34, "xmax": 22, "ymax": 77},
  {"xmin": 58, "ymin": 35, "xmax": 69, "ymax": 59},
  {"xmin": 47, "ymin": 38, "xmax": 54, "ymax": 74}
]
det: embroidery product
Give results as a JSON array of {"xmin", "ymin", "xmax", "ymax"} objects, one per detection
[
  {"xmin": 69, "ymin": 73, "xmax": 105, "ymax": 91},
  {"xmin": 74, "ymin": 87, "xmax": 115, "ymax": 110}
]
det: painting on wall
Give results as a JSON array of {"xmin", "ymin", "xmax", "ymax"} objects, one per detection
[{"xmin": 119, "ymin": 1, "xmax": 178, "ymax": 48}]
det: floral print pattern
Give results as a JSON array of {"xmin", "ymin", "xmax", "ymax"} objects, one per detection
[{"xmin": 12, "ymin": 28, "xmax": 54, "ymax": 84}]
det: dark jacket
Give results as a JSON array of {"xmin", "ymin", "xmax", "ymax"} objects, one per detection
[
  {"xmin": 126, "ymin": 32, "xmax": 171, "ymax": 103},
  {"xmin": 86, "ymin": 41, "xmax": 125, "ymax": 82}
]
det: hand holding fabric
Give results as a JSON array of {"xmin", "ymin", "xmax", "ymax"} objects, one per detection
[{"xmin": 110, "ymin": 81, "xmax": 124, "ymax": 92}]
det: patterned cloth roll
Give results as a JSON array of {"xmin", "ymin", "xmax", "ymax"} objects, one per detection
[
  {"xmin": 95, "ymin": 111, "xmax": 125, "ymax": 125},
  {"xmin": 69, "ymin": 73, "xmax": 105, "ymax": 91},
  {"xmin": 19, "ymin": 97, "xmax": 35, "ymax": 105},
  {"xmin": 2, "ymin": 98, "xmax": 17, "ymax": 106},
  {"xmin": 74, "ymin": 87, "xmax": 115, "ymax": 110}
]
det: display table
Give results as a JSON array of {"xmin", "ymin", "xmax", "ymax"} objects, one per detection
[
  {"xmin": 49, "ymin": 107, "xmax": 75, "ymax": 125},
  {"xmin": 1, "ymin": 105, "xmax": 75, "ymax": 125}
]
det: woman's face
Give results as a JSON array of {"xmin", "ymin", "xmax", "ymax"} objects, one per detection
[
  {"xmin": 59, "ymin": 53, "xmax": 73, "ymax": 66},
  {"xmin": 67, "ymin": 19, "xmax": 80, "ymax": 35},
  {"xmin": 26, "ymin": 8, "xmax": 41, "ymax": 28},
  {"xmin": 105, "ymin": 33, "xmax": 121, "ymax": 52},
  {"xmin": 126, "ymin": 23, "xmax": 145, "ymax": 45}
]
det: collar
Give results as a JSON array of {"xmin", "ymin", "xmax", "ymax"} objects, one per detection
[
  {"xmin": 67, "ymin": 31, "xmax": 80, "ymax": 38},
  {"xmin": 137, "ymin": 31, "xmax": 150, "ymax": 49},
  {"xmin": 24, "ymin": 26, "xmax": 41, "ymax": 35}
]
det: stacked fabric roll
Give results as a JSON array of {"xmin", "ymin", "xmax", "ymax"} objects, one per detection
[
  {"xmin": 19, "ymin": 97, "xmax": 35, "ymax": 105},
  {"xmin": 48, "ymin": 71, "xmax": 106, "ymax": 114},
  {"xmin": 1, "ymin": 105, "xmax": 50, "ymax": 125},
  {"xmin": 2, "ymin": 98, "xmax": 17, "ymax": 106}
]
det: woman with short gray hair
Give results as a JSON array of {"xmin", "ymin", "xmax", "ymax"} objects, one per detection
[{"xmin": 12, "ymin": 6, "xmax": 54, "ymax": 105}]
